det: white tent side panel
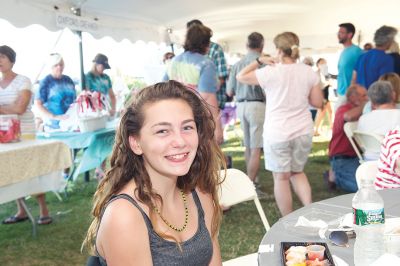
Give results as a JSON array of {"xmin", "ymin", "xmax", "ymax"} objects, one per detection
[{"xmin": 1, "ymin": 0, "xmax": 164, "ymax": 43}]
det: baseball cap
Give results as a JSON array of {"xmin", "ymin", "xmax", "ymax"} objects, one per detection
[
  {"xmin": 93, "ymin": 53, "xmax": 111, "ymax": 69},
  {"xmin": 48, "ymin": 53, "xmax": 63, "ymax": 67}
]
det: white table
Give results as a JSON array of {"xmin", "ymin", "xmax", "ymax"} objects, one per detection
[
  {"xmin": 258, "ymin": 189, "xmax": 400, "ymax": 265},
  {"xmin": 36, "ymin": 119, "xmax": 117, "ymax": 182},
  {"xmin": 0, "ymin": 139, "xmax": 72, "ymax": 235}
]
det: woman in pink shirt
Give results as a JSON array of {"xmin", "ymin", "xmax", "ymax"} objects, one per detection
[{"xmin": 237, "ymin": 32, "xmax": 323, "ymax": 216}]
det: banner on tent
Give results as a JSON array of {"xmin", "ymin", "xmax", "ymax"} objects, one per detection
[{"xmin": 56, "ymin": 13, "xmax": 98, "ymax": 32}]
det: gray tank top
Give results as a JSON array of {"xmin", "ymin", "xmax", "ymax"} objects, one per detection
[{"xmin": 95, "ymin": 190, "xmax": 213, "ymax": 266}]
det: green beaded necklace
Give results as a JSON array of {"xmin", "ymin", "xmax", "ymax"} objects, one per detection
[{"xmin": 153, "ymin": 189, "xmax": 188, "ymax": 232}]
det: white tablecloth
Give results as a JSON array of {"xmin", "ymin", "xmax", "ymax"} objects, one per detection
[{"xmin": 0, "ymin": 139, "xmax": 72, "ymax": 204}]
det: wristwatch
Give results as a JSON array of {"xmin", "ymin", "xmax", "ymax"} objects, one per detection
[{"xmin": 256, "ymin": 57, "xmax": 263, "ymax": 66}]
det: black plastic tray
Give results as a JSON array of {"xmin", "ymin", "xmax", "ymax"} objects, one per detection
[{"xmin": 281, "ymin": 242, "xmax": 335, "ymax": 266}]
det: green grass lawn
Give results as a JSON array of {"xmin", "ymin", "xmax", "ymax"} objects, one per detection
[{"xmin": 0, "ymin": 129, "xmax": 346, "ymax": 265}]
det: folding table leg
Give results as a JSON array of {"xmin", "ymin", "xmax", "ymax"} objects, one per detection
[
  {"xmin": 84, "ymin": 171, "xmax": 90, "ymax": 182},
  {"xmin": 19, "ymin": 198, "xmax": 36, "ymax": 237}
]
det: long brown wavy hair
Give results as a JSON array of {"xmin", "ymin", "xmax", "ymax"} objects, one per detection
[{"xmin": 83, "ymin": 80, "xmax": 226, "ymax": 253}]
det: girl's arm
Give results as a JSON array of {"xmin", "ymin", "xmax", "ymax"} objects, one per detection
[{"xmin": 96, "ymin": 199, "xmax": 153, "ymax": 265}]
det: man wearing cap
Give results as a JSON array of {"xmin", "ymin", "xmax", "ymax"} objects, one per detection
[
  {"xmin": 34, "ymin": 53, "xmax": 76, "ymax": 130},
  {"xmin": 85, "ymin": 53, "xmax": 116, "ymax": 116}
]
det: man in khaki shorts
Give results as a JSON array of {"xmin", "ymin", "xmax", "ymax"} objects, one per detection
[{"xmin": 227, "ymin": 32, "xmax": 266, "ymax": 194}]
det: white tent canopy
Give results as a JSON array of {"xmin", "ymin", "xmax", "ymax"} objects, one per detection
[{"xmin": 2, "ymin": 0, "xmax": 399, "ymax": 54}]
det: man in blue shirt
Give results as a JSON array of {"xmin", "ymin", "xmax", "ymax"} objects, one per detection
[
  {"xmin": 352, "ymin": 25, "xmax": 397, "ymax": 90},
  {"xmin": 336, "ymin": 23, "xmax": 362, "ymax": 107}
]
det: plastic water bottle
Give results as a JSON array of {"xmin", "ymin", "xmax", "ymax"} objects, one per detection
[{"xmin": 352, "ymin": 178, "xmax": 385, "ymax": 265}]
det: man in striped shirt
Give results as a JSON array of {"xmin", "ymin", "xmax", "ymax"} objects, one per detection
[{"xmin": 375, "ymin": 127, "xmax": 400, "ymax": 189}]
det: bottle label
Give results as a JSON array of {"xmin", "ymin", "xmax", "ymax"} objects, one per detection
[{"xmin": 353, "ymin": 208, "xmax": 385, "ymax": 226}]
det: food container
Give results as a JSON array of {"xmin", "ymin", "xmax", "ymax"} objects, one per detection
[
  {"xmin": 78, "ymin": 115, "xmax": 107, "ymax": 132},
  {"xmin": 0, "ymin": 115, "xmax": 21, "ymax": 143},
  {"xmin": 384, "ymin": 217, "xmax": 400, "ymax": 257},
  {"xmin": 281, "ymin": 242, "xmax": 335, "ymax": 266}
]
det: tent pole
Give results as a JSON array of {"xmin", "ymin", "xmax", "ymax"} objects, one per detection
[
  {"xmin": 73, "ymin": 7, "xmax": 85, "ymax": 91},
  {"xmin": 77, "ymin": 30, "xmax": 85, "ymax": 91}
]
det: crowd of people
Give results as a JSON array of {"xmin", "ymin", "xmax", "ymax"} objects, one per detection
[
  {"xmin": 328, "ymin": 23, "xmax": 400, "ymax": 193},
  {"xmin": 0, "ymin": 47, "xmax": 117, "ymax": 225},
  {"xmin": 1, "ymin": 18, "xmax": 400, "ymax": 265}
]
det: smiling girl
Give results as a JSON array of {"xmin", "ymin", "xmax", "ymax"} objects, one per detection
[{"xmin": 83, "ymin": 80, "xmax": 225, "ymax": 266}]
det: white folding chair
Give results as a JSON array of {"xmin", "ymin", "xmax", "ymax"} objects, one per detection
[
  {"xmin": 219, "ymin": 168, "xmax": 270, "ymax": 266},
  {"xmin": 355, "ymin": 160, "xmax": 379, "ymax": 189},
  {"xmin": 343, "ymin": 121, "xmax": 364, "ymax": 163},
  {"xmin": 353, "ymin": 130, "xmax": 384, "ymax": 161}
]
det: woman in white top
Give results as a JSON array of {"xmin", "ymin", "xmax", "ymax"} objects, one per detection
[
  {"xmin": 237, "ymin": 32, "xmax": 323, "ymax": 216},
  {"xmin": 0, "ymin": 45, "xmax": 52, "ymax": 225},
  {"xmin": 0, "ymin": 46, "xmax": 35, "ymax": 135}
]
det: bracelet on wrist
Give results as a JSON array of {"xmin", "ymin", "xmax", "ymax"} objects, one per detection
[{"xmin": 256, "ymin": 57, "xmax": 263, "ymax": 66}]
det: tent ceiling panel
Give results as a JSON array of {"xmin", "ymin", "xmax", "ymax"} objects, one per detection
[{"xmin": 2, "ymin": 0, "xmax": 399, "ymax": 53}]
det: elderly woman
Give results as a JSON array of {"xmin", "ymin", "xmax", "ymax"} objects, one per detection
[
  {"xmin": 0, "ymin": 45, "xmax": 52, "ymax": 225},
  {"xmin": 358, "ymin": 81, "xmax": 400, "ymax": 161},
  {"xmin": 358, "ymin": 81, "xmax": 400, "ymax": 136},
  {"xmin": 237, "ymin": 32, "xmax": 323, "ymax": 216},
  {"xmin": 34, "ymin": 53, "xmax": 76, "ymax": 130}
]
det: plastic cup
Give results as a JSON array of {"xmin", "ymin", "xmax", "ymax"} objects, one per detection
[
  {"xmin": 306, "ymin": 244, "xmax": 325, "ymax": 260},
  {"xmin": 385, "ymin": 233, "xmax": 400, "ymax": 257},
  {"xmin": 0, "ymin": 114, "xmax": 21, "ymax": 143}
]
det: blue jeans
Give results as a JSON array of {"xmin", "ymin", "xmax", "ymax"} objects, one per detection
[{"xmin": 330, "ymin": 156, "xmax": 359, "ymax": 192}]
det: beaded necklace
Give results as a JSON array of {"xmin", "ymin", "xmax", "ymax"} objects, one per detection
[{"xmin": 153, "ymin": 189, "xmax": 188, "ymax": 232}]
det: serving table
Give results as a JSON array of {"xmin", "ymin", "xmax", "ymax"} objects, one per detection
[{"xmin": 0, "ymin": 139, "xmax": 72, "ymax": 235}]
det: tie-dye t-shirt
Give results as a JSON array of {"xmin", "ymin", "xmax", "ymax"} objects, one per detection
[
  {"xmin": 164, "ymin": 51, "xmax": 217, "ymax": 93},
  {"xmin": 85, "ymin": 72, "xmax": 112, "ymax": 95},
  {"xmin": 35, "ymin": 74, "xmax": 76, "ymax": 128}
]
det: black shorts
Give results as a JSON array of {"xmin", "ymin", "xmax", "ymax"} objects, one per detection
[{"xmin": 323, "ymin": 85, "xmax": 330, "ymax": 101}]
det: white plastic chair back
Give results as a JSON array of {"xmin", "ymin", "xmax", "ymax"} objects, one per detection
[
  {"xmin": 219, "ymin": 168, "xmax": 270, "ymax": 231},
  {"xmin": 343, "ymin": 121, "xmax": 364, "ymax": 163},
  {"xmin": 219, "ymin": 168, "xmax": 270, "ymax": 266},
  {"xmin": 355, "ymin": 160, "xmax": 378, "ymax": 189},
  {"xmin": 353, "ymin": 130, "xmax": 383, "ymax": 154}
]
